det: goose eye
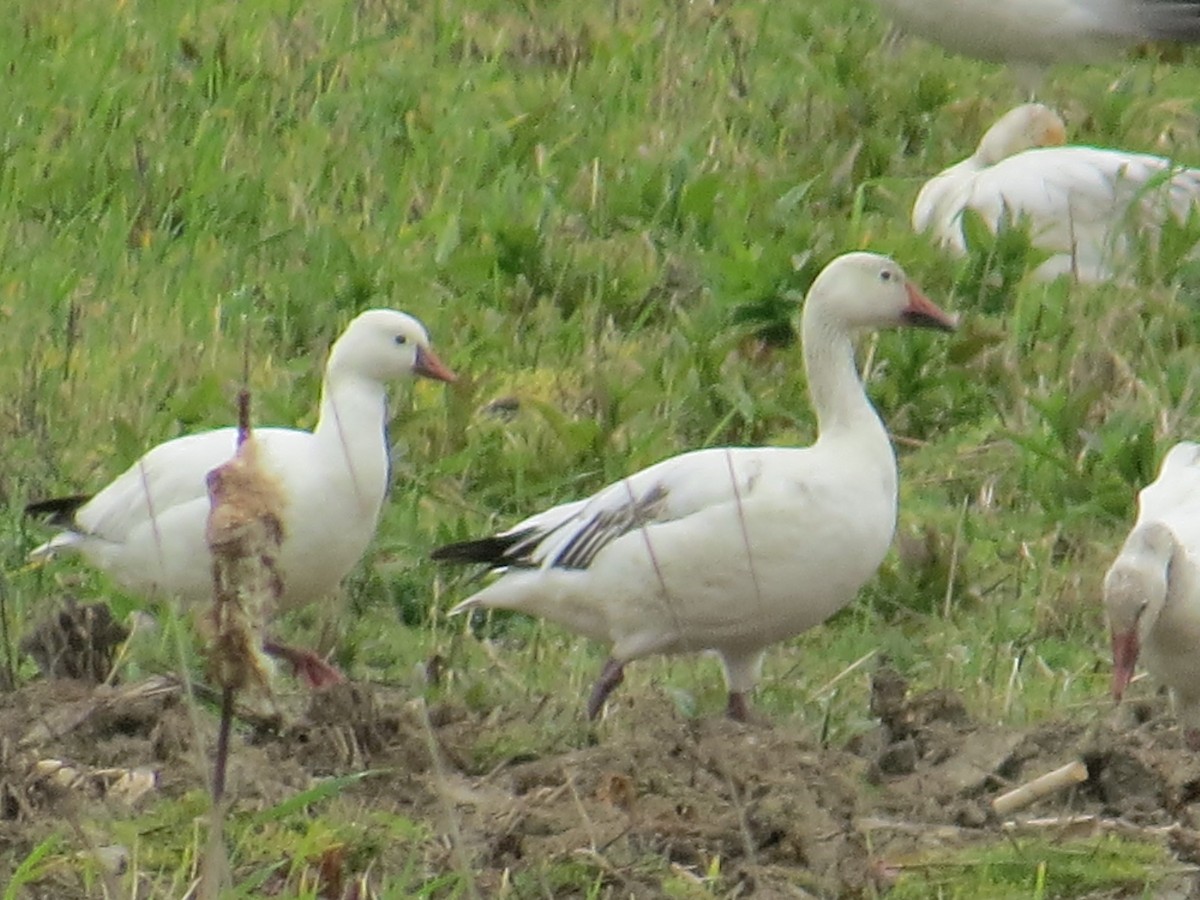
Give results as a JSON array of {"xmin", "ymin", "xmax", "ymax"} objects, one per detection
[
  {"xmin": 879, "ymin": 269, "xmax": 893, "ymax": 283},
  {"xmin": 394, "ymin": 334, "xmax": 408, "ymax": 346}
]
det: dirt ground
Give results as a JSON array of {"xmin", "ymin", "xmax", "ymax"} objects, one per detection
[{"xmin": 3, "ymin": 660, "xmax": 1200, "ymax": 899}]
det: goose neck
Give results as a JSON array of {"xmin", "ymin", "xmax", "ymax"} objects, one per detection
[
  {"xmin": 313, "ymin": 369, "xmax": 389, "ymax": 448},
  {"xmin": 311, "ymin": 368, "xmax": 392, "ymax": 514},
  {"xmin": 802, "ymin": 314, "xmax": 884, "ymax": 440}
]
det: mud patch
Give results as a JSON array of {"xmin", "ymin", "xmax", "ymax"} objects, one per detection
[
  {"xmin": 450, "ymin": 694, "xmax": 871, "ymax": 896},
  {"xmin": 2, "ymin": 672, "xmax": 1199, "ymax": 897}
]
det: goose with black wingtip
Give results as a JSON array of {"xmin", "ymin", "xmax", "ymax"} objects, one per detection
[
  {"xmin": 872, "ymin": 0, "xmax": 1200, "ymax": 88},
  {"xmin": 27, "ymin": 308, "xmax": 456, "ymax": 687},
  {"xmin": 433, "ymin": 252, "xmax": 957, "ymax": 722}
]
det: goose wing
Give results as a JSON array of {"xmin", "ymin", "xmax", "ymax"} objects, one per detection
[{"xmin": 432, "ymin": 446, "xmax": 777, "ymax": 572}]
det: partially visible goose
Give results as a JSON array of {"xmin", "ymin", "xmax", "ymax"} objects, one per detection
[
  {"xmin": 913, "ymin": 103, "xmax": 1200, "ymax": 283},
  {"xmin": 27, "ymin": 309, "xmax": 456, "ymax": 686},
  {"xmin": 433, "ymin": 253, "xmax": 957, "ymax": 722},
  {"xmin": 872, "ymin": 0, "xmax": 1200, "ymax": 83},
  {"xmin": 1105, "ymin": 441, "xmax": 1200, "ymax": 748}
]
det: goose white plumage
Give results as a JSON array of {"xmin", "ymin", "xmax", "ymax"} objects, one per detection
[
  {"xmin": 27, "ymin": 309, "xmax": 456, "ymax": 686},
  {"xmin": 433, "ymin": 252, "xmax": 957, "ymax": 721},
  {"xmin": 872, "ymin": 0, "xmax": 1200, "ymax": 69},
  {"xmin": 1105, "ymin": 441, "xmax": 1200, "ymax": 748},
  {"xmin": 913, "ymin": 103, "xmax": 1200, "ymax": 283}
]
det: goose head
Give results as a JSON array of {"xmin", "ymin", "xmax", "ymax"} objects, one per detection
[
  {"xmin": 328, "ymin": 309, "xmax": 457, "ymax": 384},
  {"xmin": 805, "ymin": 252, "xmax": 958, "ymax": 334},
  {"xmin": 1104, "ymin": 521, "xmax": 1177, "ymax": 701},
  {"xmin": 975, "ymin": 104, "xmax": 1067, "ymax": 166}
]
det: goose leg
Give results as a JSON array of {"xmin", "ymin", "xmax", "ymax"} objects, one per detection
[
  {"xmin": 1186, "ymin": 728, "xmax": 1200, "ymax": 752},
  {"xmin": 726, "ymin": 691, "xmax": 751, "ymax": 722},
  {"xmin": 720, "ymin": 649, "xmax": 764, "ymax": 723},
  {"xmin": 586, "ymin": 657, "xmax": 625, "ymax": 720},
  {"xmin": 262, "ymin": 639, "xmax": 346, "ymax": 689}
]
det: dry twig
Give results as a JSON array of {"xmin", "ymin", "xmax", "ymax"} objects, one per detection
[{"xmin": 991, "ymin": 760, "xmax": 1088, "ymax": 817}]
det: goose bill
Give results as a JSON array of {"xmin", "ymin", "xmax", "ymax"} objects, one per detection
[
  {"xmin": 901, "ymin": 282, "xmax": 958, "ymax": 332},
  {"xmin": 414, "ymin": 346, "xmax": 458, "ymax": 383},
  {"xmin": 1110, "ymin": 628, "xmax": 1139, "ymax": 701}
]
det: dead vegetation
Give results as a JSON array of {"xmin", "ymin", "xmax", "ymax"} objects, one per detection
[{"xmin": 1, "ymin": 658, "xmax": 1199, "ymax": 896}]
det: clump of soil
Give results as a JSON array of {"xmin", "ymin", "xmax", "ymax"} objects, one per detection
[{"xmin": 20, "ymin": 599, "xmax": 129, "ymax": 683}]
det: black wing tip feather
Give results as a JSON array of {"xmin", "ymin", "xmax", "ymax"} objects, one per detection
[
  {"xmin": 431, "ymin": 528, "xmax": 538, "ymax": 566},
  {"xmin": 1138, "ymin": 1, "xmax": 1200, "ymax": 42},
  {"xmin": 429, "ymin": 535, "xmax": 507, "ymax": 564},
  {"xmin": 24, "ymin": 494, "xmax": 93, "ymax": 527}
]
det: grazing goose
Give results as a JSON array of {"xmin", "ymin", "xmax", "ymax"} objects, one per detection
[
  {"xmin": 913, "ymin": 103, "xmax": 1200, "ymax": 283},
  {"xmin": 27, "ymin": 309, "xmax": 456, "ymax": 686},
  {"xmin": 433, "ymin": 252, "xmax": 956, "ymax": 722},
  {"xmin": 1105, "ymin": 441, "xmax": 1200, "ymax": 748},
  {"xmin": 872, "ymin": 0, "xmax": 1200, "ymax": 86}
]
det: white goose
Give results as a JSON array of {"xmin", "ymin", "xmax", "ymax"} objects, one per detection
[
  {"xmin": 433, "ymin": 253, "xmax": 957, "ymax": 721},
  {"xmin": 27, "ymin": 309, "xmax": 456, "ymax": 686},
  {"xmin": 872, "ymin": 0, "xmax": 1200, "ymax": 73},
  {"xmin": 913, "ymin": 103, "xmax": 1200, "ymax": 283},
  {"xmin": 1105, "ymin": 441, "xmax": 1200, "ymax": 748}
]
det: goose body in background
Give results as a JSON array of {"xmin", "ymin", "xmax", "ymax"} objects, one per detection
[
  {"xmin": 913, "ymin": 103, "xmax": 1200, "ymax": 283},
  {"xmin": 433, "ymin": 252, "xmax": 957, "ymax": 722},
  {"xmin": 27, "ymin": 309, "xmax": 456, "ymax": 686},
  {"xmin": 872, "ymin": 0, "xmax": 1200, "ymax": 69},
  {"xmin": 1105, "ymin": 441, "xmax": 1200, "ymax": 748}
]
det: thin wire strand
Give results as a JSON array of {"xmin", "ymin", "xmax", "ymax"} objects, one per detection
[
  {"xmin": 724, "ymin": 448, "xmax": 762, "ymax": 615},
  {"xmin": 620, "ymin": 475, "xmax": 685, "ymax": 645}
]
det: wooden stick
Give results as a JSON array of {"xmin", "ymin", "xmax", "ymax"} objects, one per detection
[
  {"xmin": 211, "ymin": 686, "xmax": 234, "ymax": 803},
  {"xmin": 991, "ymin": 760, "xmax": 1088, "ymax": 817}
]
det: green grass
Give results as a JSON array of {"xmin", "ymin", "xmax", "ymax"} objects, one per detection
[
  {"xmin": 887, "ymin": 835, "xmax": 1171, "ymax": 899},
  {"xmin": 6, "ymin": 0, "xmax": 1200, "ymax": 894}
]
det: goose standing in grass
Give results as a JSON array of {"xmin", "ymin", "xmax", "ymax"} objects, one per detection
[
  {"xmin": 913, "ymin": 103, "xmax": 1200, "ymax": 283},
  {"xmin": 27, "ymin": 309, "xmax": 456, "ymax": 687},
  {"xmin": 433, "ymin": 253, "xmax": 956, "ymax": 722},
  {"xmin": 871, "ymin": 0, "xmax": 1200, "ymax": 87},
  {"xmin": 1105, "ymin": 441, "xmax": 1200, "ymax": 749}
]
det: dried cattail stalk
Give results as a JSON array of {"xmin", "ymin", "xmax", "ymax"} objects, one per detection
[
  {"xmin": 199, "ymin": 378, "xmax": 287, "ymax": 898},
  {"xmin": 203, "ymin": 390, "xmax": 285, "ymax": 695}
]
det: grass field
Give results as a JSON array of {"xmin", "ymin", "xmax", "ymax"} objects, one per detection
[{"xmin": 4, "ymin": 0, "xmax": 1200, "ymax": 896}]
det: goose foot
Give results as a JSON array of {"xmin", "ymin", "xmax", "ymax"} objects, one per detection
[
  {"xmin": 587, "ymin": 658, "xmax": 625, "ymax": 720},
  {"xmin": 726, "ymin": 691, "xmax": 751, "ymax": 722},
  {"xmin": 262, "ymin": 640, "xmax": 346, "ymax": 689}
]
